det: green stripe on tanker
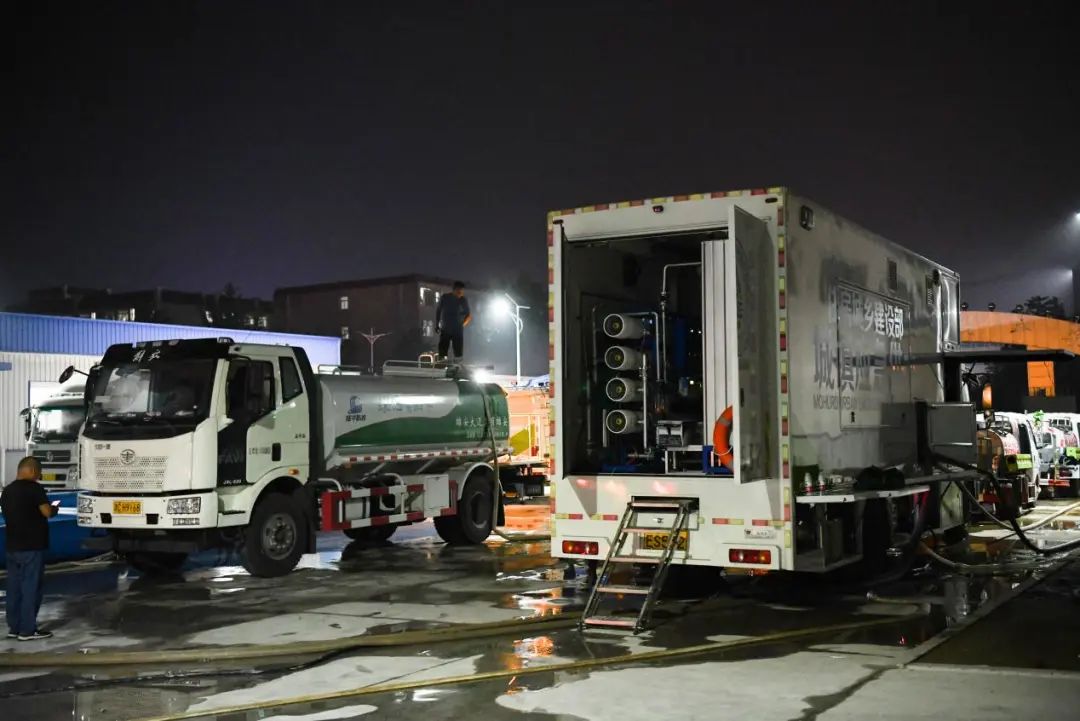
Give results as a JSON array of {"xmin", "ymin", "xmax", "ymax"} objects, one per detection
[{"xmin": 320, "ymin": 375, "xmax": 509, "ymax": 454}]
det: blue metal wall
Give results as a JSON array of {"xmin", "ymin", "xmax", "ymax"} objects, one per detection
[{"xmin": 0, "ymin": 313, "xmax": 341, "ymax": 367}]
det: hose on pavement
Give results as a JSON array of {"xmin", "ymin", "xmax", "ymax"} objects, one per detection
[{"xmin": 133, "ymin": 611, "xmax": 926, "ymax": 721}]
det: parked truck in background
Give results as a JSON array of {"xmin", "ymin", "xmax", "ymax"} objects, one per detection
[
  {"xmin": 500, "ymin": 378, "xmax": 552, "ymax": 502},
  {"xmin": 74, "ymin": 340, "xmax": 510, "ymax": 576},
  {"xmin": 983, "ymin": 412, "xmax": 1041, "ymax": 509},
  {"xmin": 547, "ymin": 186, "xmax": 977, "ymax": 611},
  {"xmin": 1043, "ymin": 412, "xmax": 1080, "ymax": 497},
  {"xmin": 21, "ymin": 382, "xmax": 86, "ymax": 489}
]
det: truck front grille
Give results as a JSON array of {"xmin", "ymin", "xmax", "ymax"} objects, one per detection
[
  {"xmin": 90, "ymin": 455, "xmax": 169, "ymax": 492},
  {"xmin": 32, "ymin": 449, "xmax": 72, "ymax": 463}
]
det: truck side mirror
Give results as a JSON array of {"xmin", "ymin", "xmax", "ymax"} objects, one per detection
[
  {"xmin": 247, "ymin": 363, "xmax": 275, "ymax": 417},
  {"xmin": 85, "ymin": 366, "xmax": 102, "ymax": 407},
  {"xmin": 227, "ymin": 362, "xmax": 248, "ymax": 419},
  {"xmin": 59, "ymin": 366, "xmax": 76, "ymax": 384},
  {"xmin": 19, "ymin": 408, "xmax": 30, "ymax": 440}
]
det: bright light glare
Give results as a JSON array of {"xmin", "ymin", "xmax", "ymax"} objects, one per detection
[
  {"xmin": 473, "ymin": 368, "xmax": 493, "ymax": 383},
  {"xmin": 492, "ymin": 297, "xmax": 511, "ymax": 316}
]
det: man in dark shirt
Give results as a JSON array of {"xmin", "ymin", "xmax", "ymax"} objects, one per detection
[
  {"xmin": 435, "ymin": 281, "xmax": 472, "ymax": 362},
  {"xmin": 2, "ymin": 457, "xmax": 57, "ymax": 641}
]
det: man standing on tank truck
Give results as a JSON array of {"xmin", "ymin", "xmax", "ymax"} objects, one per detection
[{"xmin": 436, "ymin": 281, "xmax": 472, "ymax": 362}]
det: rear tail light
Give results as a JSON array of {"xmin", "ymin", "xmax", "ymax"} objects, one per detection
[
  {"xmin": 562, "ymin": 540, "xmax": 599, "ymax": 556},
  {"xmin": 728, "ymin": 548, "xmax": 772, "ymax": 565}
]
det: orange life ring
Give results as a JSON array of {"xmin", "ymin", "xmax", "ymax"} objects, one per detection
[{"xmin": 712, "ymin": 406, "xmax": 734, "ymax": 469}]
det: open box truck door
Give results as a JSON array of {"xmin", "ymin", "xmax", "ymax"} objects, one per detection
[{"xmin": 729, "ymin": 206, "xmax": 779, "ymax": 485}]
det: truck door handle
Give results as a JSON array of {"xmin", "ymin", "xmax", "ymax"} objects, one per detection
[{"xmin": 272, "ymin": 443, "xmax": 281, "ymax": 462}]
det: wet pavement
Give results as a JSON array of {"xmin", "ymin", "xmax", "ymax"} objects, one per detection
[{"xmin": 2, "ymin": 501, "xmax": 1078, "ymax": 721}]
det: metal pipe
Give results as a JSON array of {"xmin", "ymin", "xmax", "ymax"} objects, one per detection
[
  {"xmin": 660, "ymin": 262, "xmax": 701, "ymax": 383},
  {"xmin": 588, "ymin": 305, "xmax": 599, "ymax": 452},
  {"xmin": 641, "ymin": 351, "xmax": 649, "ymax": 451},
  {"xmin": 647, "ymin": 311, "xmax": 661, "ymax": 381}
]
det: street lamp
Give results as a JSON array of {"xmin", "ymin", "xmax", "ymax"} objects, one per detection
[
  {"xmin": 493, "ymin": 293, "xmax": 529, "ymax": 384},
  {"xmin": 360, "ymin": 328, "xmax": 391, "ymax": 373}
]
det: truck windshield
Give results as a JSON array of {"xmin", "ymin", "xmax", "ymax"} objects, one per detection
[
  {"xmin": 88, "ymin": 359, "xmax": 216, "ymax": 425},
  {"xmin": 31, "ymin": 406, "xmax": 86, "ymax": 442}
]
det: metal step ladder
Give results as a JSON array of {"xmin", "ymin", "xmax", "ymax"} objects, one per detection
[{"xmin": 580, "ymin": 498, "xmax": 694, "ymax": 633}]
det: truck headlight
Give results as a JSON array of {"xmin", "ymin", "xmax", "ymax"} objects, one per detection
[
  {"xmin": 166, "ymin": 497, "xmax": 202, "ymax": 515},
  {"xmin": 78, "ymin": 496, "xmax": 94, "ymax": 513}
]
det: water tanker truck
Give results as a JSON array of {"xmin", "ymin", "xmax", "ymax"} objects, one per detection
[{"xmin": 73, "ymin": 340, "xmax": 509, "ymax": 576}]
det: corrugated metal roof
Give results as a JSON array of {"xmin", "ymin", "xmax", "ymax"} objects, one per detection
[{"xmin": 0, "ymin": 313, "xmax": 341, "ymax": 367}]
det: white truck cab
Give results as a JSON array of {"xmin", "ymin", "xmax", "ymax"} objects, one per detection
[{"xmin": 22, "ymin": 383, "xmax": 86, "ymax": 489}]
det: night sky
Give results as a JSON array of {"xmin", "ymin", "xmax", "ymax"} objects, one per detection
[{"xmin": 6, "ymin": 1, "xmax": 1079, "ymax": 311}]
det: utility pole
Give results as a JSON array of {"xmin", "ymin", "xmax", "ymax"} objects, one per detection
[
  {"xmin": 494, "ymin": 294, "xmax": 529, "ymax": 385},
  {"xmin": 360, "ymin": 328, "xmax": 391, "ymax": 373}
]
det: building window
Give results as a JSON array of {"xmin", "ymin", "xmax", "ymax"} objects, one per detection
[
  {"xmin": 116, "ymin": 308, "xmax": 133, "ymax": 322},
  {"xmin": 420, "ymin": 286, "xmax": 438, "ymax": 306},
  {"xmin": 340, "ymin": 295, "xmax": 349, "ymax": 310},
  {"xmin": 341, "ymin": 326, "xmax": 350, "ymax": 340},
  {"xmin": 244, "ymin": 314, "xmax": 255, "ymax": 327},
  {"xmin": 422, "ymin": 320, "xmax": 435, "ymax": 337},
  {"xmin": 257, "ymin": 315, "xmax": 268, "ymax": 328}
]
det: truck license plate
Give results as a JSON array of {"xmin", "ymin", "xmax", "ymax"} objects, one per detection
[
  {"xmin": 113, "ymin": 501, "xmax": 142, "ymax": 515},
  {"xmin": 42, "ymin": 473, "xmax": 57, "ymax": 481},
  {"xmin": 642, "ymin": 531, "xmax": 688, "ymax": 551}
]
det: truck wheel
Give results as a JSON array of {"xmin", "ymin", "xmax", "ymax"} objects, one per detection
[
  {"xmin": 434, "ymin": 475, "xmax": 494, "ymax": 545},
  {"xmin": 344, "ymin": 525, "xmax": 397, "ymax": 543},
  {"xmin": 241, "ymin": 492, "xmax": 306, "ymax": 577},
  {"xmin": 127, "ymin": 552, "xmax": 187, "ymax": 575}
]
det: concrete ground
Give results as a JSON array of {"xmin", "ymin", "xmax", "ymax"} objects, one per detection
[{"xmin": 1, "ymin": 502, "xmax": 1078, "ymax": 721}]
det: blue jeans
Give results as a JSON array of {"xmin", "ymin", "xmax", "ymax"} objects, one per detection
[{"xmin": 5, "ymin": 550, "xmax": 45, "ymax": 636}]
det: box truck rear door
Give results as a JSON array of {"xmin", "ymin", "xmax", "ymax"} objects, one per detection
[{"xmin": 731, "ymin": 206, "xmax": 779, "ymax": 483}]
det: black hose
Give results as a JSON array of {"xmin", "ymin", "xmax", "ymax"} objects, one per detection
[{"xmin": 934, "ymin": 454, "xmax": 1080, "ymax": 554}]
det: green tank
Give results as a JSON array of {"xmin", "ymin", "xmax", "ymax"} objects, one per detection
[{"xmin": 319, "ymin": 374, "xmax": 509, "ymax": 461}]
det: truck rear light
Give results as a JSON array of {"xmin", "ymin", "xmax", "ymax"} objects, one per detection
[
  {"xmin": 562, "ymin": 540, "xmax": 599, "ymax": 556},
  {"xmin": 729, "ymin": 548, "xmax": 771, "ymax": 565}
]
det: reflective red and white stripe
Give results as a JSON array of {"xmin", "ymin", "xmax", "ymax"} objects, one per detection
[
  {"xmin": 320, "ymin": 483, "xmax": 437, "ymax": 531},
  {"xmin": 338, "ymin": 447, "xmax": 511, "ymax": 464}
]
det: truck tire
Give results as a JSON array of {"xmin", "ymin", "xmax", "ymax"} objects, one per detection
[
  {"xmin": 241, "ymin": 492, "xmax": 306, "ymax": 577},
  {"xmin": 344, "ymin": 525, "xmax": 397, "ymax": 543},
  {"xmin": 434, "ymin": 475, "xmax": 494, "ymax": 545},
  {"xmin": 126, "ymin": 552, "xmax": 187, "ymax": 576}
]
